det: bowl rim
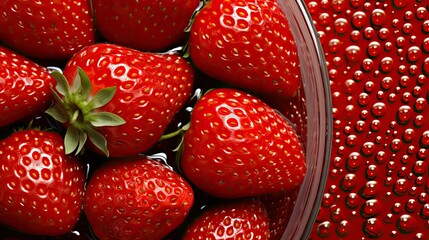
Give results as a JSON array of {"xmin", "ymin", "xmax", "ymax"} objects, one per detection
[{"xmin": 278, "ymin": 0, "xmax": 333, "ymax": 239}]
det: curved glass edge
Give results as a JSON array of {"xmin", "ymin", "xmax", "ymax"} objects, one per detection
[{"xmin": 277, "ymin": 0, "xmax": 333, "ymax": 239}]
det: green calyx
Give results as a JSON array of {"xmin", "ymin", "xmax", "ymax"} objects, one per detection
[{"xmin": 45, "ymin": 67, "xmax": 125, "ymax": 157}]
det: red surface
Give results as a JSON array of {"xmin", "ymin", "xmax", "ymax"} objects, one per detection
[{"xmin": 304, "ymin": 0, "xmax": 429, "ymax": 239}]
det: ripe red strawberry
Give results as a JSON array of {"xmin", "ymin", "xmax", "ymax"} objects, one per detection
[
  {"xmin": 46, "ymin": 43, "xmax": 195, "ymax": 157},
  {"xmin": 180, "ymin": 88, "xmax": 306, "ymax": 199},
  {"xmin": 92, "ymin": 0, "xmax": 200, "ymax": 52},
  {"xmin": 182, "ymin": 198, "xmax": 270, "ymax": 239},
  {"xmin": 305, "ymin": 0, "xmax": 429, "ymax": 239},
  {"xmin": 0, "ymin": 129, "xmax": 86, "ymax": 236},
  {"xmin": 188, "ymin": 0, "xmax": 301, "ymax": 98},
  {"xmin": 0, "ymin": 46, "xmax": 55, "ymax": 128},
  {"xmin": 84, "ymin": 155, "xmax": 194, "ymax": 240},
  {"xmin": 0, "ymin": 0, "xmax": 95, "ymax": 60}
]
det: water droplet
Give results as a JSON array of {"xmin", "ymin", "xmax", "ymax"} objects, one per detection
[
  {"xmin": 423, "ymin": 38, "xmax": 429, "ymax": 53},
  {"xmin": 350, "ymin": 30, "xmax": 361, "ymax": 42},
  {"xmin": 371, "ymin": 9, "xmax": 386, "ymax": 26},
  {"xmin": 306, "ymin": 1, "xmax": 319, "ymax": 14},
  {"xmin": 334, "ymin": 18, "xmax": 348, "ymax": 34},
  {"xmin": 345, "ymin": 192, "xmax": 360, "ymax": 209},
  {"xmin": 346, "ymin": 134, "xmax": 357, "ymax": 147},
  {"xmin": 396, "ymin": 36, "xmax": 406, "ymax": 48},
  {"xmin": 341, "ymin": 174, "xmax": 357, "ymax": 191},
  {"xmin": 380, "ymin": 57, "xmax": 394, "ymax": 73},
  {"xmin": 355, "ymin": 120, "xmax": 366, "ymax": 133},
  {"xmin": 336, "ymin": 220, "xmax": 350, "ymax": 237},
  {"xmin": 364, "ymin": 27, "xmax": 375, "ymax": 39},
  {"xmin": 400, "ymin": 76, "xmax": 411, "ymax": 88},
  {"xmin": 406, "ymin": 199, "xmax": 417, "ymax": 213},
  {"xmin": 346, "ymin": 152, "xmax": 362, "ymax": 172},
  {"xmin": 397, "ymin": 214, "xmax": 418, "ymax": 233},
  {"xmin": 360, "ymin": 181, "xmax": 379, "ymax": 199},
  {"xmin": 345, "ymin": 45, "xmax": 361, "ymax": 65},
  {"xmin": 363, "ymin": 218, "xmax": 384, "ymax": 238},
  {"xmin": 361, "ymin": 199, "xmax": 381, "ymax": 218},
  {"xmin": 317, "ymin": 221, "xmax": 332, "ymax": 238},
  {"xmin": 328, "ymin": 39, "xmax": 342, "ymax": 53},
  {"xmin": 390, "ymin": 138, "xmax": 402, "ymax": 152},
  {"xmin": 330, "ymin": 207, "xmax": 342, "ymax": 223},
  {"xmin": 358, "ymin": 93, "xmax": 369, "ymax": 106},
  {"xmin": 392, "ymin": 202, "xmax": 402, "ymax": 213},
  {"xmin": 366, "ymin": 165, "xmax": 378, "ymax": 179},
  {"xmin": 414, "ymin": 97, "xmax": 426, "ymax": 112},
  {"xmin": 402, "ymin": 23, "xmax": 413, "ymax": 35},
  {"xmin": 397, "ymin": 105, "xmax": 412, "ymax": 124},
  {"xmin": 420, "ymin": 130, "xmax": 429, "ymax": 147},
  {"xmin": 417, "ymin": 148, "xmax": 427, "ymax": 159},
  {"xmin": 418, "ymin": 193, "xmax": 427, "ymax": 203},
  {"xmin": 413, "ymin": 86, "xmax": 422, "ymax": 97},
  {"xmin": 351, "ymin": 11, "xmax": 366, "ymax": 29},
  {"xmin": 321, "ymin": 193, "xmax": 334, "ymax": 207},
  {"xmin": 318, "ymin": 13, "xmax": 332, "ymax": 26},
  {"xmin": 413, "ymin": 161, "xmax": 426, "ymax": 176},
  {"xmin": 378, "ymin": 28, "xmax": 390, "ymax": 40},
  {"xmin": 421, "ymin": 204, "xmax": 429, "ymax": 219},
  {"xmin": 350, "ymin": 0, "xmax": 364, "ymax": 8},
  {"xmin": 416, "ymin": 7, "xmax": 428, "ymax": 20},
  {"xmin": 367, "ymin": 41, "xmax": 381, "ymax": 58},
  {"xmin": 423, "ymin": 58, "xmax": 429, "ymax": 76},
  {"xmin": 392, "ymin": 0, "xmax": 410, "ymax": 8},
  {"xmin": 362, "ymin": 142, "xmax": 375, "ymax": 156},
  {"xmin": 393, "ymin": 179, "xmax": 409, "ymax": 196},
  {"xmin": 403, "ymin": 128, "xmax": 415, "ymax": 143},
  {"xmin": 375, "ymin": 150, "xmax": 386, "ymax": 164},
  {"xmin": 371, "ymin": 102, "xmax": 386, "ymax": 117},
  {"xmin": 414, "ymin": 115, "xmax": 424, "ymax": 128},
  {"xmin": 371, "ymin": 120, "xmax": 381, "ymax": 131},
  {"xmin": 407, "ymin": 46, "xmax": 422, "ymax": 62}
]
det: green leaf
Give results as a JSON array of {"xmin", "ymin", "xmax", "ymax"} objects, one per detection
[
  {"xmin": 75, "ymin": 67, "xmax": 92, "ymax": 100},
  {"xmin": 76, "ymin": 131, "xmax": 88, "ymax": 155},
  {"xmin": 51, "ymin": 71, "xmax": 70, "ymax": 97},
  {"xmin": 64, "ymin": 126, "xmax": 80, "ymax": 155},
  {"xmin": 88, "ymin": 112, "xmax": 126, "ymax": 127},
  {"xmin": 88, "ymin": 86, "xmax": 117, "ymax": 109},
  {"xmin": 87, "ymin": 127, "xmax": 109, "ymax": 157},
  {"xmin": 45, "ymin": 105, "xmax": 68, "ymax": 123}
]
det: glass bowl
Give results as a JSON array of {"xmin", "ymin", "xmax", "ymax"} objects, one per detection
[{"xmin": 277, "ymin": 0, "xmax": 332, "ymax": 239}]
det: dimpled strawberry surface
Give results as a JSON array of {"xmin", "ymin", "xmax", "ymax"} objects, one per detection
[{"xmin": 304, "ymin": 0, "xmax": 429, "ymax": 239}]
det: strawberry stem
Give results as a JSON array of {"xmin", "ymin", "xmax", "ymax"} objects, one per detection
[
  {"xmin": 159, "ymin": 122, "xmax": 190, "ymax": 141},
  {"xmin": 45, "ymin": 67, "xmax": 125, "ymax": 157}
]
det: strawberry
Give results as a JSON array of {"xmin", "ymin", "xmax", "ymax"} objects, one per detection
[
  {"xmin": 188, "ymin": 0, "xmax": 301, "ymax": 98},
  {"xmin": 84, "ymin": 155, "xmax": 194, "ymax": 240},
  {"xmin": 0, "ymin": 0, "xmax": 95, "ymax": 60},
  {"xmin": 305, "ymin": 0, "xmax": 429, "ymax": 239},
  {"xmin": 46, "ymin": 43, "xmax": 195, "ymax": 157},
  {"xmin": 0, "ymin": 46, "xmax": 55, "ymax": 128},
  {"xmin": 180, "ymin": 88, "xmax": 306, "ymax": 199},
  {"xmin": 182, "ymin": 198, "xmax": 270, "ymax": 239},
  {"xmin": 0, "ymin": 129, "xmax": 86, "ymax": 236},
  {"xmin": 92, "ymin": 0, "xmax": 200, "ymax": 52}
]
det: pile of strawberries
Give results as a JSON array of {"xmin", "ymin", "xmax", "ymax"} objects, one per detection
[{"xmin": 0, "ymin": 0, "xmax": 310, "ymax": 239}]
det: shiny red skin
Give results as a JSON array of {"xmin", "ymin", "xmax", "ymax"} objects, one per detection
[
  {"xmin": 92, "ymin": 0, "xmax": 200, "ymax": 52},
  {"xmin": 0, "ymin": 130, "xmax": 86, "ymax": 236},
  {"xmin": 189, "ymin": 0, "xmax": 301, "ymax": 98},
  {"xmin": 306, "ymin": 0, "xmax": 429, "ymax": 239},
  {"xmin": 0, "ymin": 0, "xmax": 94, "ymax": 60},
  {"xmin": 63, "ymin": 43, "xmax": 195, "ymax": 157},
  {"xmin": 84, "ymin": 156, "xmax": 194, "ymax": 240},
  {"xmin": 181, "ymin": 88, "xmax": 306, "ymax": 199},
  {"xmin": 182, "ymin": 199, "xmax": 270, "ymax": 239},
  {"xmin": 0, "ymin": 46, "xmax": 55, "ymax": 127}
]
